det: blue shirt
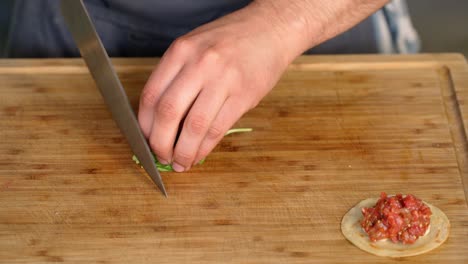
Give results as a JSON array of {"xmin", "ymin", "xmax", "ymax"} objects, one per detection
[{"xmin": 4, "ymin": 0, "xmax": 418, "ymax": 58}]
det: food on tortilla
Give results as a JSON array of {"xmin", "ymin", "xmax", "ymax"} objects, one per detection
[
  {"xmin": 341, "ymin": 193, "xmax": 450, "ymax": 257},
  {"xmin": 361, "ymin": 193, "xmax": 432, "ymax": 244}
]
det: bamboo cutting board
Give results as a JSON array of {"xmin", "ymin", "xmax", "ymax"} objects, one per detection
[{"xmin": 0, "ymin": 54, "xmax": 467, "ymax": 263}]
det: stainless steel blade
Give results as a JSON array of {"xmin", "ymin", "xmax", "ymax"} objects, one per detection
[{"xmin": 60, "ymin": 0, "xmax": 167, "ymax": 196}]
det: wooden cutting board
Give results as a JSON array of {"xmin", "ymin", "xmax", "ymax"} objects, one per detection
[{"xmin": 0, "ymin": 54, "xmax": 467, "ymax": 263}]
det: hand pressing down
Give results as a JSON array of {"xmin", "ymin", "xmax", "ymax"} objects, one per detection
[
  {"xmin": 138, "ymin": 3, "xmax": 291, "ymax": 172},
  {"xmin": 138, "ymin": 0, "xmax": 390, "ymax": 172}
]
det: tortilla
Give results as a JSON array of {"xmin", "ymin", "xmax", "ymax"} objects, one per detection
[{"xmin": 341, "ymin": 198, "xmax": 450, "ymax": 257}]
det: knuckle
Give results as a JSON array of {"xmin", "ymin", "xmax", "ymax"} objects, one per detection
[
  {"xmin": 141, "ymin": 89, "xmax": 158, "ymax": 106},
  {"xmin": 156, "ymin": 98, "xmax": 179, "ymax": 121},
  {"xmin": 186, "ymin": 114, "xmax": 209, "ymax": 135},
  {"xmin": 172, "ymin": 36, "xmax": 194, "ymax": 54},
  {"xmin": 224, "ymin": 64, "xmax": 241, "ymax": 81},
  {"xmin": 150, "ymin": 142, "xmax": 171, "ymax": 161},
  {"xmin": 205, "ymin": 48, "xmax": 221, "ymax": 62},
  {"xmin": 200, "ymin": 48, "xmax": 222, "ymax": 68},
  {"xmin": 206, "ymin": 124, "xmax": 224, "ymax": 140},
  {"xmin": 173, "ymin": 150, "xmax": 193, "ymax": 166}
]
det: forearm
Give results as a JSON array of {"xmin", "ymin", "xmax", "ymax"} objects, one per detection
[{"xmin": 249, "ymin": 0, "xmax": 390, "ymax": 61}]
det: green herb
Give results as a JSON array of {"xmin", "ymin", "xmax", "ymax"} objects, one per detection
[{"xmin": 132, "ymin": 127, "xmax": 252, "ymax": 171}]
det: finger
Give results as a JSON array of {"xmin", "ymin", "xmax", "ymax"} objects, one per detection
[
  {"xmin": 171, "ymin": 87, "xmax": 228, "ymax": 172},
  {"xmin": 193, "ymin": 96, "xmax": 250, "ymax": 165},
  {"xmin": 138, "ymin": 38, "xmax": 194, "ymax": 137},
  {"xmin": 138, "ymin": 56, "xmax": 182, "ymax": 136},
  {"xmin": 148, "ymin": 64, "xmax": 204, "ymax": 164}
]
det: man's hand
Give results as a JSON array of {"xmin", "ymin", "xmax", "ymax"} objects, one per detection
[{"xmin": 138, "ymin": 0, "xmax": 389, "ymax": 172}]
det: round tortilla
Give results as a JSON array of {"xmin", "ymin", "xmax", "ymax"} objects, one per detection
[{"xmin": 341, "ymin": 198, "xmax": 450, "ymax": 257}]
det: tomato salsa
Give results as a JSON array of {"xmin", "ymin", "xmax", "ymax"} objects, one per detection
[{"xmin": 361, "ymin": 192, "xmax": 432, "ymax": 244}]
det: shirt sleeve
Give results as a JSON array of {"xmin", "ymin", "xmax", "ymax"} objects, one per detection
[{"xmin": 372, "ymin": 0, "xmax": 421, "ymax": 54}]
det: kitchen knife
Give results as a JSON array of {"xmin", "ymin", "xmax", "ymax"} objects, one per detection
[{"xmin": 60, "ymin": 0, "xmax": 167, "ymax": 196}]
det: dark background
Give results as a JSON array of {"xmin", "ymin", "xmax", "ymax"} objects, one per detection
[
  {"xmin": 0, "ymin": 0, "xmax": 13, "ymax": 56},
  {"xmin": 407, "ymin": 0, "xmax": 468, "ymax": 56},
  {"xmin": 1, "ymin": 0, "xmax": 467, "ymax": 57}
]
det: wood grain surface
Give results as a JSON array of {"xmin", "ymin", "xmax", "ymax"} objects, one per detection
[{"xmin": 0, "ymin": 54, "xmax": 467, "ymax": 263}]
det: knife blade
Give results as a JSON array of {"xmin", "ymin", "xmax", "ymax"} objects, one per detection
[{"xmin": 60, "ymin": 0, "xmax": 167, "ymax": 196}]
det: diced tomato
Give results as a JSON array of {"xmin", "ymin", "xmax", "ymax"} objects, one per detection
[{"xmin": 361, "ymin": 192, "xmax": 432, "ymax": 244}]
